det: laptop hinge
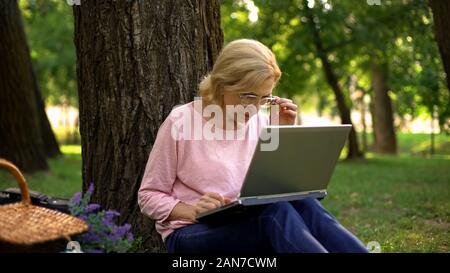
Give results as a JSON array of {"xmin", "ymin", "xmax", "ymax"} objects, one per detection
[{"xmin": 240, "ymin": 190, "xmax": 327, "ymax": 206}]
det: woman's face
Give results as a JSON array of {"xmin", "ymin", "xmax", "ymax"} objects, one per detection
[{"xmin": 222, "ymin": 78, "xmax": 274, "ymax": 124}]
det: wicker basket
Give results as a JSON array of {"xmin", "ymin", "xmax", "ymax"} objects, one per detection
[{"xmin": 0, "ymin": 158, "xmax": 88, "ymax": 246}]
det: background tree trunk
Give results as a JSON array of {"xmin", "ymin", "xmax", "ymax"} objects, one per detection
[
  {"xmin": 304, "ymin": 3, "xmax": 363, "ymax": 159},
  {"xmin": 31, "ymin": 62, "xmax": 61, "ymax": 158},
  {"xmin": 359, "ymin": 88, "xmax": 368, "ymax": 153},
  {"xmin": 0, "ymin": 0, "xmax": 56, "ymax": 172},
  {"xmin": 319, "ymin": 55, "xmax": 363, "ymax": 159},
  {"xmin": 371, "ymin": 61, "xmax": 397, "ymax": 154},
  {"xmin": 73, "ymin": 0, "xmax": 223, "ymax": 252},
  {"xmin": 429, "ymin": 0, "xmax": 450, "ymax": 93}
]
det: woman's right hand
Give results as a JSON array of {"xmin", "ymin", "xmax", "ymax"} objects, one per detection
[
  {"xmin": 167, "ymin": 192, "xmax": 231, "ymax": 223},
  {"xmin": 195, "ymin": 192, "xmax": 231, "ymax": 215}
]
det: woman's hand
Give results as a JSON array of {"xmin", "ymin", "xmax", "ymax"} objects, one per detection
[
  {"xmin": 166, "ymin": 192, "xmax": 231, "ymax": 223},
  {"xmin": 271, "ymin": 96, "xmax": 298, "ymax": 125},
  {"xmin": 195, "ymin": 192, "xmax": 231, "ymax": 215}
]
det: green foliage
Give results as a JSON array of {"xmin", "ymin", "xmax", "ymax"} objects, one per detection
[
  {"xmin": 17, "ymin": 0, "xmax": 448, "ymax": 128},
  {"xmin": 222, "ymin": 0, "xmax": 328, "ymax": 99},
  {"xmin": 127, "ymin": 236, "xmax": 147, "ymax": 253},
  {"xmin": 325, "ymin": 154, "xmax": 449, "ymax": 252},
  {"xmin": 221, "ymin": 0, "xmax": 449, "ymax": 130},
  {"xmin": 19, "ymin": 0, "xmax": 77, "ymax": 106}
]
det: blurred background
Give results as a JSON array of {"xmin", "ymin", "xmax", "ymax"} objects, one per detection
[{"xmin": 10, "ymin": 1, "xmax": 450, "ymax": 150}]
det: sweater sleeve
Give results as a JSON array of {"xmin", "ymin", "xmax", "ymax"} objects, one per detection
[{"xmin": 138, "ymin": 114, "xmax": 181, "ymax": 222}]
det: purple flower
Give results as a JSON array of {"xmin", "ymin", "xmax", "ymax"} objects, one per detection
[
  {"xmin": 117, "ymin": 223, "xmax": 128, "ymax": 234},
  {"xmin": 82, "ymin": 232, "xmax": 102, "ymax": 243},
  {"xmin": 123, "ymin": 223, "xmax": 131, "ymax": 232},
  {"xmin": 68, "ymin": 183, "xmax": 135, "ymax": 253},
  {"xmin": 109, "ymin": 232, "xmax": 122, "ymax": 241},
  {"xmin": 87, "ymin": 183, "xmax": 94, "ymax": 196},
  {"xmin": 84, "ymin": 203, "xmax": 101, "ymax": 213},
  {"xmin": 108, "ymin": 224, "xmax": 132, "ymax": 241},
  {"xmin": 69, "ymin": 192, "xmax": 82, "ymax": 205},
  {"xmin": 87, "ymin": 248, "xmax": 104, "ymax": 254},
  {"xmin": 102, "ymin": 210, "xmax": 120, "ymax": 226}
]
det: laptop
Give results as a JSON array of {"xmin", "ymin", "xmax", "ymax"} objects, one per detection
[{"xmin": 196, "ymin": 124, "xmax": 352, "ymax": 222}]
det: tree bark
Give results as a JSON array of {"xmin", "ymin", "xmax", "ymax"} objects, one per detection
[
  {"xmin": 430, "ymin": 107, "xmax": 435, "ymax": 155},
  {"xmin": 359, "ymin": 88, "xmax": 368, "ymax": 153},
  {"xmin": 429, "ymin": 0, "xmax": 450, "ymax": 93},
  {"xmin": 304, "ymin": 3, "xmax": 363, "ymax": 159},
  {"xmin": 0, "ymin": 0, "xmax": 50, "ymax": 172},
  {"xmin": 369, "ymin": 94, "xmax": 377, "ymax": 149},
  {"xmin": 73, "ymin": 0, "xmax": 223, "ymax": 252},
  {"xmin": 371, "ymin": 61, "xmax": 397, "ymax": 154}
]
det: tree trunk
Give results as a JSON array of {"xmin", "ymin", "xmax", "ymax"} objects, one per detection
[
  {"xmin": 368, "ymin": 93, "xmax": 376, "ymax": 150},
  {"xmin": 0, "ymin": 0, "xmax": 49, "ymax": 173},
  {"xmin": 360, "ymin": 91, "xmax": 368, "ymax": 153},
  {"xmin": 320, "ymin": 56, "xmax": 363, "ymax": 159},
  {"xmin": 304, "ymin": 3, "xmax": 363, "ymax": 159},
  {"xmin": 430, "ymin": 106, "xmax": 435, "ymax": 155},
  {"xmin": 31, "ymin": 63, "xmax": 61, "ymax": 158},
  {"xmin": 371, "ymin": 61, "xmax": 397, "ymax": 154},
  {"xmin": 73, "ymin": 0, "xmax": 223, "ymax": 252},
  {"xmin": 429, "ymin": 0, "xmax": 450, "ymax": 93}
]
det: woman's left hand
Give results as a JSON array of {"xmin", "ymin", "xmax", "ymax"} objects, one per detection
[{"xmin": 272, "ymin": 96, "xmax": 298, "ymax": 125}]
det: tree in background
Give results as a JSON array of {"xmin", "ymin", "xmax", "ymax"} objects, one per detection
[
  {"xmin": 221, "ymin": 0, "xmax": 448, "ymax": 155},
  {"xmin": 0, "ymin": 0, "xmax": 60, "ymax": 173},
  {"xmin": 302, "ymin": 1, "xmax": 363, "ymax": 158},
  {"xmin": 343, "ymin": 1, "xmax": 405, "ymax": 154},
  {"xmin": 19, "ymin": 0, "xmax": 78, "ymax": 107},
  {"xmin": 428, "ymin": 0, "xmax": 450, "ymax": 93},
  {"xmin": 387, "ymin": 1, "xmax": 450, "ymax": 138},
  {"xmin": 222, "ymin": 0, "xmax": 367, "ymax": 158},
  {"xmin": 73, "ymin": 0, "xmax": 223, "ymax": 251}
]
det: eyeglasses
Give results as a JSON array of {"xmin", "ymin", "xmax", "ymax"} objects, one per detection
[{"xmin": 238, "ymin": 93, "xmax": 277, "ymax": 106}]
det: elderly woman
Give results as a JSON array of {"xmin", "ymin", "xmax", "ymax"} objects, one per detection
[{"xmin": 138, "ymin": 39, "xmax": 368, "ymax": 253}]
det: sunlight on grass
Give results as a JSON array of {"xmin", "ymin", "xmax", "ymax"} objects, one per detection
[{"xmin": 61, "ymin": 145, "xmax": 81, "ymax": 155}]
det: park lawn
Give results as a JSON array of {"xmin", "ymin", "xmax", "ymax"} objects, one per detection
[
  {"xmin": 0, "ymin": 145, "xmax": 82, "ymax": 198},
  {"xmin": 323, "ymin": 154, "xmax": 449, "ymax": 253},
  {"xmin": 0, "ymin": 134, "xmax": 449, "ymax": 252},
  {"xmin": 361, "ymin": 132, "xmax": 450, "ymax": 156}
]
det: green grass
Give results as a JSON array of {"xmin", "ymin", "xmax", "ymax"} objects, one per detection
[
  {"xmin": 324, "ymin": 154, "xmax": 450, "ymax": 253},
  {"xmin": 0, "ymin": 145, "xmax": 82, "ymax": 198},
  {"xmin": 0, "ymin": 134, "xmax": 449, "ymax": 252},
  {"xmin": 359, "ymin": 132, "xmax": 450, "ymax": 156}
]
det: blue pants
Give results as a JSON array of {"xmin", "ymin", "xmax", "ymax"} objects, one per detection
[{"xmin": 165, "ymin": 199, "xmax": 369, "ymax": 253}]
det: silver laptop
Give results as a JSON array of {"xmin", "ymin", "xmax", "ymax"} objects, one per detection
[{"xmin": 196, "ymin": 124, "xmax": 352, "ymax": 222}]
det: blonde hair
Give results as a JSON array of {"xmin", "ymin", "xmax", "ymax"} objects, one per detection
[{"xmin": 199, "ymin": 39, "xmax": 282, "ymax": 106}]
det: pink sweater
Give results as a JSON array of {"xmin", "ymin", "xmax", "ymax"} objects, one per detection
[{"xmin": 138, "ymin": 100, "xmax": 269, "ymax": 242}]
